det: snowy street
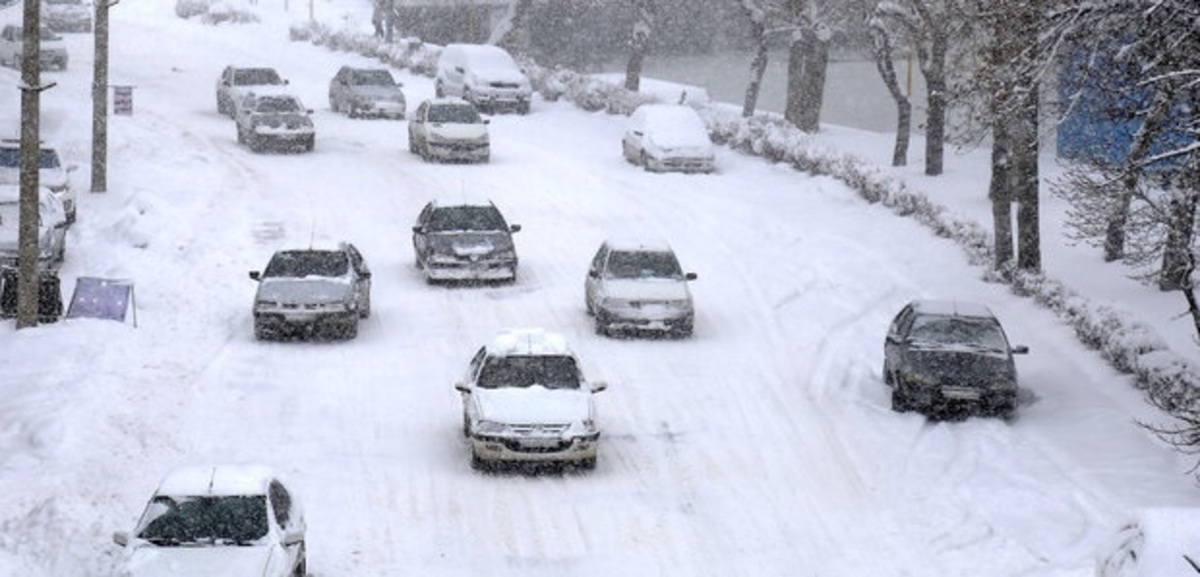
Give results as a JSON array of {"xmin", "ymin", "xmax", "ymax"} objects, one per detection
[{"xmin": 0, "ymin": 2, "xmax": 1197, "ymax": 575}]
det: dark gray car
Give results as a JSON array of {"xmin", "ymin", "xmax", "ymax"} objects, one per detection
[
  {"xmin": 411, "ymin": 200, "xmax": 519, "ymax": 283},
  {"xmin": 249, "ymin": 243, "xmax": 371, "ymax": 340},
  {"xmin": 883, "ymin": 299, "xmax": 1029, "ymax": 419}
]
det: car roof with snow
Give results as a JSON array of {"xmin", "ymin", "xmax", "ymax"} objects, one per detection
[
  {"xmin": 910, "ymin": 299, "xmax": 996, "ymax": 319},
  {"xmin": 154, "ymin": 464, "xmax": 278, "ymax": 497},
  {"xmin": 604, "ymin": 236, "xmax": 675, "ymax": 254},
  {"xmin": 485, "ymin": 328, "xmax": 573, "ymax": 357}
]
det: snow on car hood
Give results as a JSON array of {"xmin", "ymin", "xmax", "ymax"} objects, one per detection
[
  {"xmin": 428, "ymin": 122, "xmax": 488, "ymax": 141},
  {"xmin": 120, "ymin": 544, "xmax": 282, "ymax": 577},
  {"xmin": 257, "ymin": 277, "xmax": 353, "ymax": 305},
  {"xmin": 473, "ymin": 67, "xmax": 529, "ymax": 86},
  {"xmin": 602, "ymin": 278, "xmax": 691, "ymax": 302},
  {"xmin": 474, "ymin": 387, "xmax": 592, "ymax": 425}
]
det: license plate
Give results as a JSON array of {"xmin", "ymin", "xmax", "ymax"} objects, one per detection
[
  {"xmin": 520, "ymin": 438, "xmax": 561, "ymax": 449},
  {"xmin": 942, "ymin": 387, "xmax": 981, "ymax": 401}
]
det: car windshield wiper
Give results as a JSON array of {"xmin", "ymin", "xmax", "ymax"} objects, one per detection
[{"xmin": 143, "ymin": 536, "xmax": 183, "ymax": 547}]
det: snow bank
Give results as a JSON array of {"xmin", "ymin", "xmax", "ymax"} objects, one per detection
[{"xmin": 287, "ymin": 19, "xmax": 1200, "ymax": 418}]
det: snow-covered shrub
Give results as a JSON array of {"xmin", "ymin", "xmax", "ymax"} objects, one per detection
[
  {"xmin": 175, "ymin": 0, "xmax": 209, "ymax": 18},
  {"xmin": 175, "ymin": 0, "xmax": 257, "ymax": 24}
]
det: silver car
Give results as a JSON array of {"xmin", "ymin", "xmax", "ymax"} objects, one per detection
[
  {"xmin": 328, "ymin": 66, "xmax": 406, "ymax": 119},
  {"xmin": 248, "ymin": 243, "xmax": 371, "ymax": 340},
  {"xmin": 407, "ymin": 98, "xmax": 490, "ymax": 163},
  {"xmin": 411, "ymin": 199, "xmax": 520, "ymax": 283},
  {"xmin": 0, "ymin": 140, "xmax": 77, "ymax": 223},
  {"xmin": 234, "ymin": 93, "xmax": 315, "ymax": 153},
  {"xmin": 0, "ymin": 185, "xmax": 68, "ymax": 270},
  {"xmin": 216, "ymin": 65, "xmax": 288, "ymax": 117},
  {"xmin": 585, "ymin": 237, "xmax": 697, "ymax": 338}
]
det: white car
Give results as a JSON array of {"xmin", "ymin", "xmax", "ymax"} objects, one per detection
[
  {"xmin": 407, "ymin": 98, "xmax": 490, "ymax": 163},
  {"xmin": 455, "ymin": 328, "xmax": 607, "ymax": 470},
  {"xmin": 0, "ymin": 24, "xmax": 68, "ymax": 70},
  {"xmin": 622, "ymin": 103, "xmax": 715, "ymax": 173},
  {"xmin": 1096, "ymin": 508, "xmax": 1200, "ymax": 576},
  {"xmin": 0, "ymin": 184, "xmax": 68, "ymax": 270},
  {"xmin": 435, "ymin": 43, "xmax": 532, "ymax": 114},
  {"xmin": 216, "ymin": 65, "xmax": 289, "ymax": 117},
  {"xmin": 585, "ymin": 237, "xmax": 697, "ymax": 338},
  {"xmin": 0, "ymin": 139, "xmax": 77, "ymax": 222},
  {"xmin": 113, "ymin": 464, "xmax": 307, "ymax": 577}
]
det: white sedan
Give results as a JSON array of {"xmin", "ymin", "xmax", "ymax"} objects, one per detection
[
  {"xmin": 113, "ymin": 464, "xmax": 307, "ymax": 577},
  {"xmin": 621, "ymin": 103, "xmax": 715, "ymax": 173}
]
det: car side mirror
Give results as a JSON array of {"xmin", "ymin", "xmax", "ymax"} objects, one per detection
[
  {"xmin": 587, "ymin": 269, "xmax": 599, "ymax": 279},
  {"xmin": 1011, "ymin": 345, "xmax": 1029, "ymax": 355},
  {"xmin": 510, "ymin": 224, "xmax": 521, "ymax": 233},
  {"xmin": 249, "ymin": 271, "xmax": 261, "ymax": 281},
  {"xmin": 282, "ymin": 530, "xmax": 304, "ymax": 546},
  {"xmin": 483, "ymin": 119, "xmax": 491, "ymax": 125},
  {"xmin": 685, "ymin": 272, "xmax": 697, "ymax": 281},
  {"xmin": 632, "ymin": 130, "xmax": 644, "ymax": 137},
  {"xmin": 455, "ymin": 66, "xmax": 465, "ymax": 74},
  {"xmin": 412, "ymin": 225, "xmax": 423, "ymax": 234},
  {"xmin": 591, "ymin": 381, "xmax": 608, "ymax": 393},
  {"xmin": 359, "ymin": 271, "xmax": 372, "ymax": 280},
  {"xmin": 113, "ymin": 531, "xmax": 129, "ymax": 547},
  {"xmin": 306, "ymin": 109, "xmax": 313, "ymax": 115},
  {"xmin": 454, "ymin": 382, "xmax": 470, "ymax": 393}
]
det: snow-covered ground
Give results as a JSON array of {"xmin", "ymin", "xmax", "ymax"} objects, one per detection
[{"xmin": 1, "ymin": 1, "xmax": 1198, "ymax": 575}]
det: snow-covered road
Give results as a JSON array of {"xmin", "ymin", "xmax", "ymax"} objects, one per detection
[{"xmin": 0, "ymin": 2, "xmax": 1196, "ymax": 575}]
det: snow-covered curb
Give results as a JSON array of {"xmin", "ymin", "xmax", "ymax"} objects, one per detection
[{"xmin": 288, "ymin": 21, "xmax": 1200, "ymax": 410}]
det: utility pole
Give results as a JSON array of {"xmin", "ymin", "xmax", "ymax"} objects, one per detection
[
  {"xmin": 16, "ymin": 0, "xmax": 48, "ymax": 328},
  {"xmin": 92, "ymin": 0, "xmax": 116, "ymax": 193}
]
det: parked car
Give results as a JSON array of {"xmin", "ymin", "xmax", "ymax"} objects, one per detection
[
  {"xmin": 0, "ymin": 24, "xmax": 68, "ymax": 70},
  {"xmin": 622, "ymin": 103, "xmax": 715, "ymax": 173},
  {"xmin": 234, "ymin": 93, "xmax": 315, "ymax": 153},
  {"xmin": 328, "ymin": 65, "xmax": 406, "ymax": 119},
  {"xmin": 585, "ymin": 237, "xmax": 697, "ymax": 338},
  {"xmin": 882, "ymin": 299, "xmax": 1029, "ymax": 419},
  {"xmin": 43, "ymin": 0, "xmax": 93, "ymax": 33},
  {"xmin": 0, "ymin": 185, "xmax": 68, "ymax": 270},
  {"xmin": 1096, "ymin": 508, "xmax": 1200, "ymax": 576},
  {"xmin": 216, "ymin": 65, "xmax": 288, "ymax": 117},
  {"xmin": 435, "ymin": 43, "xmax": 532, "ymax": 114},
  {"xmin": 112, "ymin": 464, "xmax": 307, "ymax": 577},
  {"xmin": 248, "ymin": 242, "xmax": 371, "ymax": 340},
  {"xmin": 455, "ymin": 328, "xmax": 607, "ymax": 470},
  {"xmin": 411, "ymin": 199, "xmax": 520, "ymax": 283},
  {"xmin": 0, "ymin": 139, "xmax": 77, "ymax": 223},
  {"xmin": 407, "ymin": 98, "xmax": 489, "ymax": 163}
]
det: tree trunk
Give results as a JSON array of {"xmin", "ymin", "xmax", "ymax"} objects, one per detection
[
  {"xmin": 1160, "ymin": 188, "xmax": 1198, "ymax": 291},
  {"xmin": 16, "ymin": 0, "xmax": 43, "ymax": 329},
  {"xmin": 624, "ymin": 0, "xmax": 655, "ymax": 92},
  {"xmin": 869, "ymin": 27, "xmax": 911, "ymax": 166},
  {"xmin": 990, "ymin": 119, "xmax": 1014, "ymax": 272},
  {"xmin": 1104, "ymin": 84, "xmax": 1174, "ymax": 261},
  {"xmin": 742, "ymin": 13, "xmax": 768, "ymax": 118},
  {"xmin": 797, "ymin": 32, "xmax": 828, "ymax": 133},
  {"xmin": 784, "ymin": 32, "xmax": 806, "ymax": 127},
  {"xmin": 922, "ymin": 31, "xmax": 947, "ymax": 176},
  {"xmin": 1015, "ymin": 84, "xmax": 1041, "ymax": 272}
]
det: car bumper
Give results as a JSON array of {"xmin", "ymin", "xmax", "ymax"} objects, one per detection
[
  {"xmin": 424, "ymin": 260, "xmax": 516, "ymax": 281},
  {"xmin": 647, "ymin": 156, "xmax": 715, "ymax": 173},
  {"xmin": 254, "ymin": 310, "xmax": 356, "ymax": 335},
  {"xmin": 425, "ymin": 141, "xmax": 489, "ymax": 162},
  {"xmin": 470, "ymin": 91, "xmax": 530, "ymax": 111},
  {"xmin": 904, "ymin": 384, "xmax": 1017, "ymax": 417},
  {"xmin": 597, "ymin": 307, "xmax": 693, "ymax": 334},
  {"xmin": 469, "ymin": 433, "xmax": 599, "ymax": 464},
  {"xmin": 354, "ymin": 101, "xmax": 405, "ymax": 119}
]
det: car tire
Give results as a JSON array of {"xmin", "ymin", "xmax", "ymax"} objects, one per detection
[
  {"xmin": 292, "ymin": 543, "xmax": 307, "ymax": 576},
  {"xmin": 305, "ymin": 136, "xmax": 315, "ymax": 153},
  {"xmin": 342, "ymin": 320, "xmax": 359, "ymax": 340},
  {"xmin": 578, "ymin": 457, "xmax": 596, "ymax": 470},
  {"xmin": 359, "ymin": 294, "xmax": 371, "ymax": 319},
  {"xmin": 253, "ymin": 322, "xmax": 271, "ymax": 341},
  {"xmin": 891, "ymin": 386, "xmax": 911, "ymax": 413},
  {"xmin": 518, "ymin": 101, "xmax": 530, "ymax": 115},
  {"xmin": 594, "ymin": 317, "xmax": 609, "ymax": 337},
  {"xmin": 462, "ymin": 413, "xmax": 471, "ymax": 437},
  {"xmin": 470, "ymin": 450, "xmax": 489, "ymax": 471}
]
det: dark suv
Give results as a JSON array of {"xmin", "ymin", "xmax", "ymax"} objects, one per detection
[
  {"xmin": 411, "ymin": 200, "xmax": 520, "ymax": 283},
  {"xmin": 883, "ymin": 300, "xmax": 1028, "ymax": 419},
  {"xmin": 249, "ymin": 243, "xmax": 371, "ymax": 340}
]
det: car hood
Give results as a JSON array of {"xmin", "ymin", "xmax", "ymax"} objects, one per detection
[
  {"xmin": 427, "ymin": 123, "xmax": 488, "ymax": 140},
  {"xmin": 474, "ymin": 387, "xmax": 592, "ymax": 425},
  {"xmin": 601, "ymin": 278, "xmax": 691, "ymax": 302},
  {"xmin": 427, "ymin": 232, "xmax": 512, "ymax": 255},
  {"xmin": 256, "ymin": 277, "xmax": 353, "ymax": 305},
  {"xmin": 119, "ymin": 544, "xmax": 283, "ymax": 577},
  {"xmin": 906, "ymin": 348, "xmax": 1015, "ymax": 382}
]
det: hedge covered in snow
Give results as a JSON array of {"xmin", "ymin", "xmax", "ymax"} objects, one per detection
[{"xmin": 287, "ymin": 20, "xmax": 1200, "ymax": 411}]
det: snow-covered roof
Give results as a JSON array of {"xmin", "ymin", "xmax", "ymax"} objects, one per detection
[
  {"xmin": 605, "ymin": 236, "xmax": 674, "ymax": 254},
  {"xmin": 155, "ymin": 464, "xmax": 277, "ymax": 497},
  {"xmin": 486, "ymin": 328, "xmax": 572, "ymax": 357},
  {"xmin": 911, "ymin": 299, "xmax": 996, "ymax": 319}
]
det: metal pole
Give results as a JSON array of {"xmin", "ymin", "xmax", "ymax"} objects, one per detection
[
  {"xmin": 16, "ymin": 0, "xmax": 44, "ymax": 328},
  {"xmin": 91, "ymin": 0, "xmax": 113, "ymax": 193}
]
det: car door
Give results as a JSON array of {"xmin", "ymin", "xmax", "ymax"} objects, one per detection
[
  {"xmin": 584, "ymin": 243, "xmax": 609, "ymax": 313},
  {"xmin": 267, "ymin": 480, "xmax": 305, "ymax": 573},
  {"xmin": 622, "ymin": 110, "xmax": 647, "ymax": 162},
  {"xmin": 408, "ymin": 101, "xmax": 428, "ymax": 147},
  {"xmin": 460, "ymin": 347, "xmax": 488, "ymax": 429},
  {"xmin": 345, "ymin": 244, "xmax": 371, "ymax": 308}
]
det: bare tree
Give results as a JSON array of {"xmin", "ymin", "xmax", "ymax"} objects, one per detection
[
  {"xmin": 740, "ymin": 0, "xmax": 771, "ymax": 117},
  {"xmin": 865, "ymin": 10, "xmax": 912, "ymax": 166},
  {"xmin": 490, "ymin": 0, "xmax": 533, "ymax": 55},
  {"xmin": 624, "ymin": 0, "xmax": 655, "ymax": 92}
]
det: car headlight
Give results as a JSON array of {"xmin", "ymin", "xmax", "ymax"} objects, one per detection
[
  {"xmin": 475, "ymin": 420, "xmax": 508, "ymax": 435},
  {"xmin": 599, "ymin": 297, "xmax": 631, "ymax": 311},
  {"xmin": 902, "ymin": 371, "xmax": 939, "ymax": 388}
]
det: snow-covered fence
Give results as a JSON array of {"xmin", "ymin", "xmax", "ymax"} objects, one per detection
[{"xmin": 288, "ymin": 20, "xmax": 1200, "ymax": 412}]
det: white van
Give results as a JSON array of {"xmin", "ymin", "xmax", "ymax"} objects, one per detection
[{"xmin": 435, "ymin": 44, "xmax": 532, "ymax": 114}]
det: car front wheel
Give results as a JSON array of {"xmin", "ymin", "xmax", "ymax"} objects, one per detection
[{"xmin": 891, "ymin": 385, "xmax": 912, "ymax": 413}]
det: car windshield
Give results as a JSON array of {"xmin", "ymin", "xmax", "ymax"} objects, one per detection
[
  {"xmin": 428, "ymin": 104, "xmax": 481, "ymax": 124},
  {"xmin": 908, "ymin": 316, "xmax": 1009, "ymax": 351},
  {"xmin": 136, "ymin": 495, "xmax": 269, "ymax": 545},
  {"xmin": 234, "ymin": 68, "xmax": 282, "ymax": 86},
  {"xmin": 606, "ymin": 250, "xmax": 683, "ymax": 280},
  {"xmin": 352, "ymin": 70, "xmax": 395, "ymax": 86},
  {"xmin": 264, "ymin": 251, "xmax": 349, "ymax": 278},
  {"xmin": 428, "ymin": 206, "xmax": 506, "ymax": 232},
  {"xmin": 477, "ymin": 355, "xmax": 581, "ymax": 390},
  {"xmin": 254, "ymin": 97, "xmax": 302, "ymax": 113},
  {"xmin": 0, "ymin": 148, "xmax": 60, "ymax": 169}
]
